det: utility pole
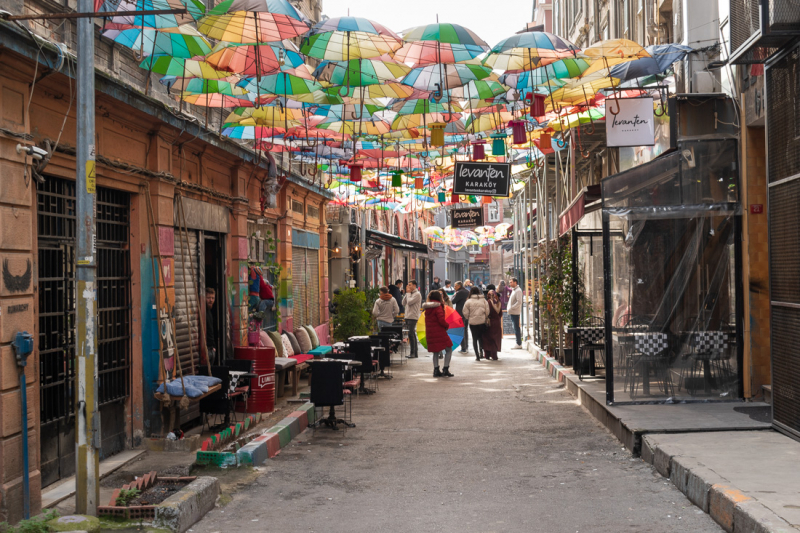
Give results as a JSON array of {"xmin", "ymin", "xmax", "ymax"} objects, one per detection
[{"xmin": 75, "ymin": 0, "xmax": 100, "ymax": 514}]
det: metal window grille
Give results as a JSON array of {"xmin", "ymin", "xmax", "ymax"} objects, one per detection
[
  {"xmin": 767, "ymin": 48, "xmax": 800, "ymax": 183},
  {"xmin": 292, "ymin": 199, "xmax": 304, "ymax": 214}
]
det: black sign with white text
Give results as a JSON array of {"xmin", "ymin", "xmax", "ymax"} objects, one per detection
[
  {"xmin": 453, "ymin": 161, "xmax": 511, "ymax": 197},
  {"xmin": 450, "ymin": 207, "xmax": 484, "ymax": 228}
]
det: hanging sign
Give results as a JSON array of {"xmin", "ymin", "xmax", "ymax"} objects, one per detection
[
  {"xmin": 453, "ymin": 161, "xmax": 511, "ymax": 197},
  {"xmin": 450, "ymin": 207, "xmax": 484, "ymax": 229},
  {"xmin": 606, "ymin": 97, "xmax": 655, "ymax": 147}
]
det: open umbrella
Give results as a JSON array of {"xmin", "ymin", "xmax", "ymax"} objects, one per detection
[
  {"xmin": 313, "ymin": 56, "xmax": 411, "ymax": 86},
  {"xmin": 417, "ymin": 306, "xmax": 465, "ymax": 350},
  {"xmin": 197, "ymin": 0, "xmax": 311, "ymax": 43},
  {"xmin": 300, "ymin": 17, "xmax": 403, "ymax": 61},
  {"xmin": 102, "ymin": 23, "xmax": 212, "ymax": 58},
  {"xmin": 98, "ymin": 0, "xmax": 204, "ymax": 29},
  {"xmin": 402, "ymin": 62, "xmax": 492, "ymax": 92},
  {"xmin": 204, "ymin": 41, "xmax": 306, "ymax": 76},
  {"xmin": 483, "ymin": 31, "xmax": 579, "ymax": 71},
  {"xmin": 395, "ymin": 22, "xmax": 489, "ymax": 67}
]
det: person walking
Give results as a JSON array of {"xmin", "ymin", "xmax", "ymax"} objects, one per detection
[
  {"xmin": 422, "ymin": 291, "xmax": 454, "ymax": 378},
  {"xmin": 389, "ymin": 280, "xmax": 405, "ymax": 315},
  {"xmin": 451, "ymin": 281, "xmax": 470, "ymax": 353},
  {"xmin": 402, "ymin": 281, "xmax": 422, "ymax": 358},
  {"xmin": 508, "ymin": 278, "xmax": 524, "ymax": 349},
  {"xmin": 462, "ymin": 287, "xmax": 490, "ymax": 361},
  {"xmin": 372, "ymin": 286, "xmax": 400, "ymax": 331},
  {"xmin": 482, "ymin": 290, "xmax": 503, "ymax": 360},
  {"xmin": 431, "ymin": 277, "xmax": 442, "ymax": 291},
  {"xmin": 439, "ymin": 288, "xmax": 453, "ymax": 308}
]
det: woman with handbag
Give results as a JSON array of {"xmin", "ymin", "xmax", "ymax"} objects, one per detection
[
  {"xmin": 482, "ymin": 290, "xmax": 503, "ymax": 360},
  {"xmin": 462, "ymin": 287, "xmax": 490, "ymax": 361}
]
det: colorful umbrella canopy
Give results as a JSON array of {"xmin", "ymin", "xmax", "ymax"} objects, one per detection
[
  {"xmin": 140, "ymin": 57, "xmax": 231, "ymax": 78},
  {"xmin": 416, "ymin": 306, "xmax": 465, "ymax": 350},
  {"xmin": 204, "ymin": 42, "xmax": 306, "ymax": 76},
  {"xmin": 98, "ymin": 0, "xmax": 204, "ymax": 29},
  {"xmin": 499, "ymin": 57, "xmax": 591, "ymax": 89},
  {"xmin": 237, "ymin": 71, "xmax": 324, "ymax": 96},
  {"xmin": 483, "ymin": 32, "xmax": 579, "ymax": 71},
  {"xmin": 395, "ymin": 23, "xmax": 489, "ymax": 67},
  {"xmin": 102, "ymin": 24, "xmax": 211, "ymax": 58},
  {"xmin": 312, "ymin": 57, "xmax": 411, "ymax": 86},
  {"xmin": 323, "ymin": 83, "xmax": 415, "ymax": 100},
  {"xmin": 300, "ymin": 17, "xmax": 403, "ymax": 61},
  {"xmin": 401, "ymin": 63, "xmax": 492, "ymax": 92},
  {"xmin": 197, "ymin": 0, "xmax": 311, "ymax": 43},
  {"xmin": 163, "ymin": 76, "xmax": 250, "ymax": 95},
  {"xmin": 608, "ymin": 43, "xmax": 692, "ymax": 80}
]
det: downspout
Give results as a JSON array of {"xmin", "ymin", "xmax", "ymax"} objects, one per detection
[{"xmin": 645, "ymin": 0, "xmax": 660, "ymax": 45}]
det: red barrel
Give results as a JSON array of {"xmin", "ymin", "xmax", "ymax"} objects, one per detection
[{"xmin": 234, "ymin": 346, "xmax": 275, "ymax": 413}]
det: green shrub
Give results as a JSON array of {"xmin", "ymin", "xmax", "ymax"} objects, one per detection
[{"xmin": 331, "ymin": 288, "xmax": 371, "ymax": 341}]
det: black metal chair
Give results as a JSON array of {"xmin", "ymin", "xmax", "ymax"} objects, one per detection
[
  {"xmin": 628, "ymin": 332, "xmax": 675, "ymax": 398},
  {"xmin": 310, "ymin": 360, "xmax": 353, "ymax": 432},
  {"xmin": 348, "ymin": 339, "xmax": 378, "ymax": 395},
  {"xmin": 577, "ymin": 317, "xmax": 605, "ymax": 381},
  {"xmin": 685, "ymin": 330, "xmax": 734, "ymax": 395}
]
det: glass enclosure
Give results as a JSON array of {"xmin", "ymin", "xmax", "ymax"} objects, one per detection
[{"xmin": 602, "ymin": 139, "xmax": 742, "ymax": 404}]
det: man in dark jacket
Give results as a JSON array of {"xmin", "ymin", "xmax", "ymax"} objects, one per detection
[
  {"xmin": 451, "ymin": 281, "xmax": 470, "ymax": 353},
  {"xmin": 430, "ymin": 277, "xmax": 442, "ymax": 291},
  {"xmin": 388, "ymin": 279, "xmax": 405, "ymax": 315}
]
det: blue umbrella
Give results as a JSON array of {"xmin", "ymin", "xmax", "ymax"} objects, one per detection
[{"xmin": 608, "ymin": 44, "xmax": 693, "ymax": 81}]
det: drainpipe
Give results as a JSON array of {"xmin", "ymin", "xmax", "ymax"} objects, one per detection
[
  {"xmin": 12, "ymin": 332, "xmax": 34, "ymax": 520},
  {"xmin": 645, "ymin": 0, "xmax": 660, "ymax": 45}
]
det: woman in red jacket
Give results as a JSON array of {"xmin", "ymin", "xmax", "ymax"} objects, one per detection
[{"xmin": 423, "ymin": 291, "xmax": 454, "ymax": 378}]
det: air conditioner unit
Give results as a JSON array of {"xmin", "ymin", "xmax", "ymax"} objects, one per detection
[{"xmin": 729, "ymin": 0, "xmax": 800, "ymax": 64}]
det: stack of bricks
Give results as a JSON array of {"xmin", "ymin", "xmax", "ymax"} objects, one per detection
[{"xmin": 97, "ymin": 471, "xmax": 197, "ymax": 520}]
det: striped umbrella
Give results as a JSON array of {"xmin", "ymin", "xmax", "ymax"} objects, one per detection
[
  {"xmin": 401, "ymin": 63, "xmax": 492, "ymax": 92},
  {"xmin": 394, "ymin": 23, "xmax": 489, "ymax": 67},
  {"xmin": 204, "ymin": 41, "xmax": 306, "ymax": 77},
  {"xmin": 197, "ymin": 0, "xmax": 311, "ymax": 43},
  {"xmin": 482, "ymin": 31, "xmax": 579, "ymax": 71},
  {"xmin": 300, "ymin": 17, "xmax": 403, "ymax": 61}
]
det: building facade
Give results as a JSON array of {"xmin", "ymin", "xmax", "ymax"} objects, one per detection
[{"xmin": 0, "ymin": 0, "xmax": 328, "ymax": 521}]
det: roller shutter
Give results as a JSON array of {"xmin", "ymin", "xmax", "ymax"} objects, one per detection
[{"xmin": 174, "ymin": 229, "xmax": 201, "ymax": 375}]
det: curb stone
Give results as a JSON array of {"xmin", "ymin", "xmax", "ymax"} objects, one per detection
[{"xmin": 526, "ymin": 342, "xmax": 799, "ymax": 533}]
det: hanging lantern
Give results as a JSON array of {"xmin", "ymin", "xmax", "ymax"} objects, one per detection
[
  {"xmin": 539, "ymin": 132, "xmax": 552, "ymax": 151},
  {"xmin": 510, "ymin": 120, "xmax": 527, "ymax": 145},
  {"xmin": 415, "ymin": 177, "xmax": 424, "ymax": 189},
  {"xmin": 429, "ymin": 122, "xmax": 446, "ymax": 146},
  {"xmin": 471, "ymin": 140, "xmax": 486, "ymax": 160},
  {"xmin": 391, "ymin": 169, "xmax": 404, "ymax": 187},
  {"xmin": 451, "ymin": 193, "xmax": 459, "ymax": 203},
  {"xmin": 530, "ymin": 93, "xmax": 547, "ymax": 118},
  {"xmin": 482, "ymin": 195, "xmax": 493, "ymax": 205},
  {"xmin": 491, "ymin": 133, "xmax": 507, "ymax": 157},
  {"xmin": 348, "ymin": 162, "xmax": 363, "ymax": 182},
  {"xmin": 437, "ymin": 192, "xmax": 446, "ymax": 203}
]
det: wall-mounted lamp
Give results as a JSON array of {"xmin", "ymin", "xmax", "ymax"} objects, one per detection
[{"xmin": 333, "ymin": 241, "xmax": 340, "ymax": 253}]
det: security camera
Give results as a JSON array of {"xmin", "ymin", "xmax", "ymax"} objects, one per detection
[{"xmin": 16, "ymin": 144, "xmax": 47, "ymax": 161}]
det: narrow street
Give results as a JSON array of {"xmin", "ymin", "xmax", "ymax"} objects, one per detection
[{"xmin": 193, "ymin": 340, "xmax": 722, "ymax": 533}]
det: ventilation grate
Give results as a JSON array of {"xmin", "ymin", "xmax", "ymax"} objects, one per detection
[{"xmin": 767, "ymin": 47, "xmax": 800, "ymax": 183}]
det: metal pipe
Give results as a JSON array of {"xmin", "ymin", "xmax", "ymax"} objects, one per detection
[
  {"xmin": 75, "ymin": 0, "xmax": 99, "ymax": 514},
  {"xmin": 20, "ymin": 370, "xmax": 29, "ymax": 519}
]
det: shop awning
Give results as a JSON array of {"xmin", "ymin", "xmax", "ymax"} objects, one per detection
[
  {"xmin": 558, "ymin": 185, "xmax": 602, "ymax": 235},
  {"xmin": 366, "ymin": 229, "xmax": 428, "ymax": 254}
]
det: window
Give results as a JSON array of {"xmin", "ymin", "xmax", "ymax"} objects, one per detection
[
  {"xmin": 292, "ymin": 199, "xmax": 304, "ymax": 214},
  {"xmin": 392, "ymin": 215, "xmax": 399, "ymax": 236},
  {"xmin": 468, "ymin": 244, "xmax": 480, "ymax": 254},
  {"xmin": 307, "ymin": 205, "xmax": 319, "ymax": 219},
  {"xmin": 403, "ymin": 219, "xmax": 409, "ymax": 239}
]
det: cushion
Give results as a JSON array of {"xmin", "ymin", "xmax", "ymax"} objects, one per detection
[
  {"xmin": 274, "ymin": 357, "xmax": 297, "ymax": 371},
  {"xmin": 293, "ymin": 327, "xmax": 313, "ymax": 354},
  {"xmin": 280, "ymin": 333, "xmax": 295, "ymax": 357},
  {"xmin": 267, "ymin": 331, "xmax": 284, "ymax": 358},
  {"xmin": 308, "ymin": 345, "xmax": 332, "ymax": 356},
  {"xmin": 259, "ymin": 330, "xmax": 274, "ymax": 350},
  {"xmin": 285, "ymin": 331, "xmax": 302, "ymax": 355},
  {"xmin": 304, "ymin": 325, "xmax": 320, "ymax": 348},
  {"xmin": 289, "ymin": 354, "xmax": 313, "ymax": 364}
]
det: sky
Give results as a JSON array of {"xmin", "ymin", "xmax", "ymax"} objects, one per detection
[{"xmin": 319, "ymin": 0, "xmax": 536, "ymax": 50}]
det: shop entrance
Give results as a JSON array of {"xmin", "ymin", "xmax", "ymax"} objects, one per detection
[{"xmin": 37, "ymin": 177, "xmax": 131, "ymax": 487}]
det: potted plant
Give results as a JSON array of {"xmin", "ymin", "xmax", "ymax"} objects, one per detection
[{"xmin": 331, "ymin": 288, "xmax": 371, "ymax": 341}]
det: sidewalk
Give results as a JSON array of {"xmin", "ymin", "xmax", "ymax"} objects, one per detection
[{"xmin": 526, "ymin": 342, "xmax": 800, "ymax": 533}]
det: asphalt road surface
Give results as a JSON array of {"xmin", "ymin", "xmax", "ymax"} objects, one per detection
[{"xmin": 193, "ymin": 338, "xmax": 722, "ymax": 533}]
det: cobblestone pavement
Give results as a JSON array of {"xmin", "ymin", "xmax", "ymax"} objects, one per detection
[{"xmin": 192, "ymin": 338, "xmax": 722, "ymax": 533}]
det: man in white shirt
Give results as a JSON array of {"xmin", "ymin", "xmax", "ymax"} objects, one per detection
[
  {"xmin": 507, "ymin": 278, "xmax": 523, "ymax": 349},
  {"xmin": 402, "ymin": 281, "xmax": 422, "ymax": 358}
]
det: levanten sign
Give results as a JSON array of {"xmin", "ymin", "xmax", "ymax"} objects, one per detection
[
  {"xmin": 606, "ymin": 97, "xmax": 655, "ymax": 147},
  {"xmin": 453, "ymin": 161, "xmax": 511, "ymax": 197},
  {"xmin": 450, "ymin": 207, "xmax": 484, "ymax": 229}
]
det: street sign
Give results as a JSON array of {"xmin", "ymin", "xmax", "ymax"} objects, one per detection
[
  {"xmin": 450, "ymin": 207, "xmax": 484, "ymax": 228},
  {"xmin": 606, "ymin": 97, "xmax": 655, "ymax": 147},
  {"xmin": 453, "ymin": 161, "xmax": 511, "ymax": 197}
]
